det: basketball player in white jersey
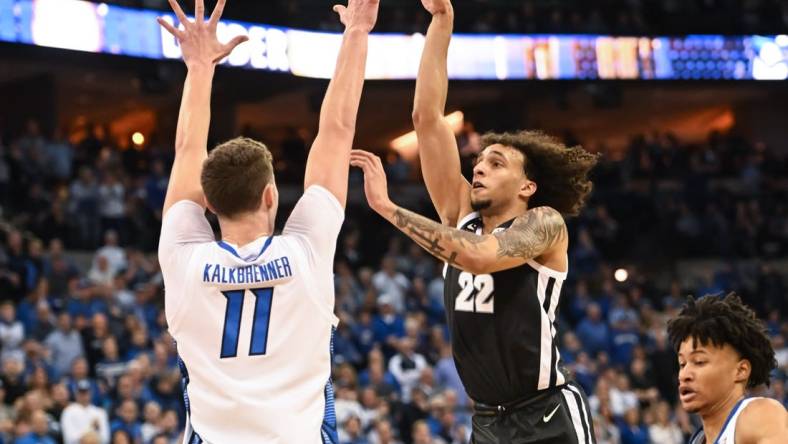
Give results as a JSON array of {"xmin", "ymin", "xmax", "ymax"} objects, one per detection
[
  {"xmin": 155, "ymin": 0, "xmax": 379, "ymax": 442},
  {"xmin": 667, "ymin": 293, "xmax": 788, "ymax": 443}
]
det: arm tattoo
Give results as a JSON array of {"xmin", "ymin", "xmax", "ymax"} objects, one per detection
[
  {"xmin": 392, "ymin": 208, "xmax": 485, "ymax": 267},
  {"xmin": 494, "ymin": 207, "xmax": 567, "ymax": 260}
]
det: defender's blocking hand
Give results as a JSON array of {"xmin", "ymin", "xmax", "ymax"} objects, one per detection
[
  {"xmin": 350, "ymin": 150, "xmax": 393, "ymax": 215},
  {"xmin": 157, "ymin": 0, "xmax": 248, "ymax": 68},
  {"xmin": 333, "ymin": 0, "xmax": 381, "ymax": 33}
]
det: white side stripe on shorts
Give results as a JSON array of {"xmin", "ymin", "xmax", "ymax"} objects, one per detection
[
  {"xmin": 562, "ymin": 389, "xmax": 588, "ymax": 444},
  {"xmin": 567, "ymin": 384, "xmax": 594, "ymax": 444}
]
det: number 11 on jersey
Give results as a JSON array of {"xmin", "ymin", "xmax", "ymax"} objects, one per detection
[{"xmin": 220, "ymin": 288, "xmax": 274, "ymax": 358}]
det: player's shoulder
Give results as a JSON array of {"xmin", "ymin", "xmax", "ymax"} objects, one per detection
[
  {"xmin": 520, "ymin": 206, "xmax": 565, "ymax": 224},
  {"xmin": 737, "ymin": 397, "xmax": 788, "ymax": 442},
  {"xmin": 741, "ymin": 397, "xmax": 786, "ymax": 417}
]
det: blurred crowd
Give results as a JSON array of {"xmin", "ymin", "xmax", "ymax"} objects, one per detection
[
  {"xmin": 99, "ymin": 0, "xmax": 788, "ymax": 35},
  {"xmin": 0, "ymin": 116, "xmax": 785, "ymax": 444}
]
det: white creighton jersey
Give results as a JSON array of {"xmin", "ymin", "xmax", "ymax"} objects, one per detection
[
  {"xmin": 159, "ymin": 186, "xmax": 342, "ymax": 444},
  {"xmin": 689, "ymin": 397, "xmax": 763, "ymax": 444}
]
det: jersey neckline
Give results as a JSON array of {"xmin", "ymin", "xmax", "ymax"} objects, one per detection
[
  {"xmin": 217, "ymin": 236, "xmax": 274, "ymax": 262},
  {"xmin": 713, "ymin": 397, "xmax": 747, "ymax": 444}
]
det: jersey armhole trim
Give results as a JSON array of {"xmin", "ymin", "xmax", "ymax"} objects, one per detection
[
  {"xmin": 442, "ymin": 212, "xmax": 480, "ymax": 278},
  {"xmin": 456, "ymin": 212, "xmax": 480, "ymax": 229},
  {"xmin": 526, "ymin": 259, "xmax": 568, "ymax": 280}
]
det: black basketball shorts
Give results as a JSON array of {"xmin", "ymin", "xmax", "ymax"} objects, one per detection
[{"xmin": 470, "ymin": 382, "xmax": 597, "ymax": 444}]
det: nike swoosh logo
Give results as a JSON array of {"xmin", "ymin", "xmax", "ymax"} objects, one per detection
[{"xmin": 543, "ymin": 404, "xmax": 561, "ymax": 423}]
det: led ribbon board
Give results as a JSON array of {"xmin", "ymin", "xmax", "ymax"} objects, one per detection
[{"xmin": 1, "ymin": 0, "xmax": 786, "ymax": 80}]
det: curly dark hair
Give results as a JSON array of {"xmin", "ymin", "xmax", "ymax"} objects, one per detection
[
  {"xmin": 666, "ymin": 292, "xmax": 777, "ymax": 388},
  {"xmin": 480, "ymin": 131, "xmax": 599, "ymax": 216}
]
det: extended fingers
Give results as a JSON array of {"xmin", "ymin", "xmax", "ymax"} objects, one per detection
[
  {"xmin": 351, "ymin": 150, "xmax": 383, "ymax": 170},
  {"xmin": 209, "ymin": 0, "xmax": 226, "ymax": 27},
  {"xmin": 350, "ymin": 153, "xmax": 372, "ymax": 168},
  {"xmin": 195, "ymin": 0, "xmax": 205, "ymax": 23},
  {"xmin": 167, "ymin": 0, "xmax": 189, "ymax": 26},
  {"xmin": 157, "ymin": 17, "xmax": 183, "ymax": 39}
]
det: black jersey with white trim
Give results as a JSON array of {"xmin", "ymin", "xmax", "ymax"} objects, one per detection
[{"xmin": 443, "ymin": 212, "xmax": 569, "ymax": 405}]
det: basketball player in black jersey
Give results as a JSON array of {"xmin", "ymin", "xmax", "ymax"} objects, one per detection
[
  {"xmin": 351, "ymin": 3, "xmax": 598, "ymax": 443},
  {"xmin": 667, "ymin": 293, "xmax": 787, "ymax": 443}
]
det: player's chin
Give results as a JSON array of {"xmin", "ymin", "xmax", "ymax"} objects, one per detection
[
  {"xmin": 679, "ymin": 397, "xmax": 703, "ymax": 414},
  {"xmin": 470, "ymin": 196, "xmax": 492, "ymax": 212}
]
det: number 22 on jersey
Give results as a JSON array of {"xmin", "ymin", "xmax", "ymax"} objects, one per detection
[
  {"xmin": 455, "ymin": 272, "xmax": 494, "ymax": 313},
  {"xmin": 219, "ymin": 287, "xmax": 274, "ymax": 359}
]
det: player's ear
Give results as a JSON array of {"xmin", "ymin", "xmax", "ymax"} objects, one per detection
[
  {"xmin": 519, "ymin": 178, "xmax": 537, "ymax": 200},
  {"xmin": 204, "ymin": 199, "xmax": 217, "ymax": 215},
  {"xmin": 263, "ymin": 182, "xmax": 278, "ymax": 210},
  {"xmin": 734, "ymin": 358, "xmax": 751, "ymax": 385}
]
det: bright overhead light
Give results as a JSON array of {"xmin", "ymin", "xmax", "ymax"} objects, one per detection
[
  {"xmin": 132, "ymin": 132, "xmax": 145, "ymax": 146},
  {"xmin": 614, "ymin": 268, "xmax": 629, "ymax": 283},
  {"xmin": 390, "ymin": 111, "xmax": 464, "ymax": 160}
]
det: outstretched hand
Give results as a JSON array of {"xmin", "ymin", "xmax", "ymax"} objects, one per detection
[
  {"xmin": 157, "ymin": 0, "xmax": 248, "ymax": 68},
  {"xmin": 333, "ymin": 0, "xmax": 380, "ymax": 33},
  {"xmin": 350, "ymin": 150, "xmax": 393, "ymax": 215},
  {"xmin": 419, "ymin": 0, "xmax": 453, "ymax": 16}
]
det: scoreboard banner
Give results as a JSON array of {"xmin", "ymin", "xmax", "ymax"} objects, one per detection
[{"xmin": 1, "ymin": 0, "xmax": 786, "ymax": 81}]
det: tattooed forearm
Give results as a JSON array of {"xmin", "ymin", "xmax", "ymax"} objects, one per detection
[
  {"xmin": 494, "ymin": 207, "xmax": 566, "ymax": 259},
  {"xmin": 392, "ymin": 207, "xmax": 485, "ymax": 266}
]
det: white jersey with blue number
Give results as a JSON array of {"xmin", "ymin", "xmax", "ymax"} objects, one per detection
[{"xmin": 158, "ymin": 186, "xmax": 342, "ymax": 444}]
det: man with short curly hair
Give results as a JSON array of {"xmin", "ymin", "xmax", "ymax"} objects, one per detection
[
  {"xmin": 667, "ymin": 292, "xmax": 788, "ymax": 443},
  {"xmin": 350, "ymin": 0, "xmax": 599, "ymax": 441}
]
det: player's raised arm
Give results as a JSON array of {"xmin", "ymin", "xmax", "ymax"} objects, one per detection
[
  {"xmin": 351, "ymin": 150, "xmax": 566, "ymax": 275},
  {"xmin": 158, "ymin": 0, "xmax": 247, "ymax": 216},
  {"xmin": 412, "ymin": 0, "xmax": 470, "ymax": 227},
  {"xmin": 303, "ymin": 0, "xmax": 380, "ymax": 208}
]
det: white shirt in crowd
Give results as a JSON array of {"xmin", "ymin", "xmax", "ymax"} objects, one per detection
[
  {"xmin": 61, "ymin": 402, "xmax": 110, "ymax": 444},
  {"xmin": 388, "ymin": 352, "xmax": 428, "ymax": 403},
  {"xmin": 649, "ymin": 423, "xmax": 683, "ymax": 444}
]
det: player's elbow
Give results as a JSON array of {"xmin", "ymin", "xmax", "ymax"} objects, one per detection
[
  {"xmin": 462, "ymin": 252, "xmax": 497, "ymax": 276},
  {"xmin": 319, "ymin": 116, "xmax": 355, "ymax": 138},
  {"xmin": 412, "ymin": 108, "xmax": 443, "ymax": 129}
]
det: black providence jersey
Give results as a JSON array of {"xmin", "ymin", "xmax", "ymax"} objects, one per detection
[{"xmin": 443, "ymin": 212, "xmax": 569, "ymax": 405}]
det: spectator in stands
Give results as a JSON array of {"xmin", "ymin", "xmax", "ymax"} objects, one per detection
[
  {"xmin": 576, "ymin": 303, "xmax": 611, "ymax": 358},
  {"xmin": 44, "ymin": 312, "xmax": 84, "ymax": 380},
  {"xmin": 610, "ymin": 373, "xmax": 639, "ymax": 418},
  {"xmin": 617, "ymin": 407, "xmax": 649, "ymax": 444},
  {"xmin": 140, "ymin": 401, "xmax": 161, "ymax": 444},
  {"xmin": 593, "ymin": 403, "xmax": 621, "ymax": 444},
  {"xmin": 68, "ymin": 167, "xmax": 100, "ymax": 248},
  {"xmin": 340, "ymin": 415, "xmax": 367, "ymax": 444},
  {"xmin": 388, "ymin": 338, "xmax": 427, "ymax": 404},
  {"xmin": 61, "ymin": 380, "xmax": 109, "ymax": 444},
  {"xmin": 368, "ymin": 419, "xmax": 401, "ymax": 444},
  {"xmin": 412, "ymin": 419, "xmax": 445, "ymax": 444},
  {"xmin": 0, "ymin": 301, "xmax": 24, "ymax": 362},
  {"xmin": 109, "ymin": 400, "xmax": 141, "ymax": 443},
  {"xmin": 433, "ymin": 343, "xmax": 465, "ymax": 407},
  {"xmin": 648, "ymin": 400, "xmax": 682, "ymax": 444},
  {"xmin": 372, "ymin": 257, "xmax": 410, "ymax": 313},
  {"xmin": 372, "ymin": 295, "xmax": 406, "ymax": 358},
  {"xmin": 94, "ymin": 231, "xmax": 126, "ymax": 277},
  {"xmin": 14, "ymin": 409, "xmax": 56, "ymax": 444}
]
